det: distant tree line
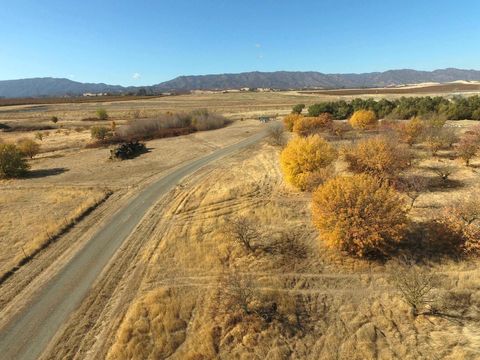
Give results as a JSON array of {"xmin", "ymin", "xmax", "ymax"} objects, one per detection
[{"xmin": 303, "ymin": 95, "xmax": 480, "ymax": 120}]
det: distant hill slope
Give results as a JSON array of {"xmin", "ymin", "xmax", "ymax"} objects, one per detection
[
  {"xmin": 152, "ymin": 68, "xmax": 480, "ymax": 91},
  {"xmin": 2, "ymin": 68, "xmax": 480, "ymax": 98},
  {"xmin": 0, "ymin": 78, "xmax": 129, "ymax": 98}
]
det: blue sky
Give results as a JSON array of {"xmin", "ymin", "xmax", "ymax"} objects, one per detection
[{"xmin": 1, "ymin": 0, "xmax": 479, "ymax": 85}]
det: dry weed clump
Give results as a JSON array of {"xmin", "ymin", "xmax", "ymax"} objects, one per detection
[
  {"xmin": 292, "ymin": 114, "xmax": 333, "ymax": 136},
  {"xmin": 210, "ymin": 272, "xmax": 304, "ymax": 350},
  {"xmin": 267, "ymin": 122, "xmax": 285, "ymax": 146},
  {"xmin": 342, "ymin": 137, "xmax": 413, "ymax": 180},
  {"xmin": 280, "ymin": 135, "xmax": 337, "ymax": 191},
  {"xmin": 116, "ymin": 110, "xmax": 227, "ymax": 141},
  {"xmin": 16, "ymin": 138, "xmax": 40, "ymax": 159},
  {"xmin": 107, "ymin": 288, "xmax": 196, "ymax": 360},
  {"xmin": 312, "ymin": 174, "xmax": 408, "ymax": 258}
]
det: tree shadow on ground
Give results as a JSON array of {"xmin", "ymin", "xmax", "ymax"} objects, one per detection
[
  {"xmin": 26, "ymin": 167, "xmax": 69, "ymax": 178},
  {"xmin": 427, "ymin": 178, "xmax": 465, "ymax": 192}
]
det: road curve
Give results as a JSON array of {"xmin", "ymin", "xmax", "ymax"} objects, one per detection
[{"xmin": 0, "ymin": 130, "xmax": 266, "ymax": 360}]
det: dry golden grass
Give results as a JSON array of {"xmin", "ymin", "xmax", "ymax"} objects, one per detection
[
  {"xmin": 2, "ymin": 93, "xmax": 480, "ymax": 358},
  {"xmin": 0, "ymin": 187, "xmax": 108, "ymax": 275},
  {"xmin": 106, "ymin": 124, "xmax": 480, "ymax": 359}
]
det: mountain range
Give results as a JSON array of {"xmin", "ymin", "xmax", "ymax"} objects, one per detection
[{"xmin": 1, "ymin": 68, "xmax": 480, "ymax": 98}]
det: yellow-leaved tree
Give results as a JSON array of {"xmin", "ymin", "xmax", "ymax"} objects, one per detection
[
  {"xmin": 342, "ymin": 136, "xmax": 413, "ymax": 180},
  {"xmin": 312, "ymin": 174, "xmax": 407, "ymax": 257},
  {"xmin": 280, "ymin": 135, "xmax": 337, "ymax": 191},
  {"xmin": 349, "ymin": 109, "xmax": 378, "ymax": 130},
  {"xmin": 283, "ymin": 113, "xmax": 303, "ymax": 132}
]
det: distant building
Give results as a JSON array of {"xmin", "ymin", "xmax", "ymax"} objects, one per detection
[{"xmin": 82, "ymin": 92, "xmax": 107, "ymax": 97}]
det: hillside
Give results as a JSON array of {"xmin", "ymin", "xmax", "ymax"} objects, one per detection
[{"xmin": 2, "ymin": 68, "xmax": 480, "ymax": 98}]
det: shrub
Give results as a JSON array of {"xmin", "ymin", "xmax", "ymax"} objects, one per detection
[
  {"xmin": 349, "ymin": 109, "xmax": 377, "ymax": 130},
  {"xmin": 34, "ymin": 132, "xmax": 44, "ymax": 141},
  {"xmin": 342, "ymin": 137, "xmax": 413, "ymax": 180},
  {"xmin": 267, "ymin": 122, "xmax": 285, "ymax": 146},
  {"xmin": 292, "ymin": 114, "xmax": 333, "ymax": 136},
  {"xmin": 116, "ymin": 110, "xmax": 226, "ymax": 141},
  {"xmin": 456, "ymin": 134, "xmax": 478, "ymax": 166},
  {"xmin": 397, "ymin": 117, "xmax": 425, "ymax": 146},
  {"xmin": 283, "ymin": 113, "xmax": 302, "ymax": 132},
  {"xmin": 16, "ymin": 138, "xmax": 40, "ymax": 159},
  {"xmin": 291, "ymin": 103, "xmax": 305, "ymax": 114},
  {"xmin": 50, "ymin": 116, "xmax": 59, "ymax": 124},
  {"xmin": 280, "ymin": 135, "xmax": 337, "ymax": 191},
  {"xmin": 90, "ymin": 126, "xmax": 110, "ymax": 141},
  {"xmin": 0, "ymin": 143, "xmax": 30, "ymax": 178},
  {"xmin": 330, "ymin": 121, "xmax": 352, "ymax": 139},
  {"xmin": 439, "ymin": 197, "xmax": 480, "ymax": 255},
  {"xmin": 190, "ymin": 109, "xmax": 227, "ymax": 131},
  {"xmin": 312, "ymin": 174, "xmax": 407, "ymax": 257},
  {"xmin": 96, "ymin": 108, "xmax": 109, "ymax": 120}
]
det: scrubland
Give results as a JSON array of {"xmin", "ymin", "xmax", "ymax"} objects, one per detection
[
  {"xmin": 1, "ymin": 91, "xmax": 480, "ymax": 359},
  {"xmin": 103, "ymin": 119, "xmax": 480, "ymax": 359}
]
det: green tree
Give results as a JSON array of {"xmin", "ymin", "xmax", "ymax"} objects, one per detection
[
  {"xmin": 291, "ymin": 103, "xmax": 305, "ymax": 114},
  {"xmin": 0, "ymin": 143, "xmax": 30, "ymax": 178}
]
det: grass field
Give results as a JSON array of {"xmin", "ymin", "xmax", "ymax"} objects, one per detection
[
  {"xmin": 104, "ymin": 134, "xmax": 480, "ymax": 359},
  {"xmin": 0, "ymin": 187, "xmax": 108, "ymax": 276},
  {"xmin": 1, "ymin": 90, "xmax": 480, "ymax": 359}
]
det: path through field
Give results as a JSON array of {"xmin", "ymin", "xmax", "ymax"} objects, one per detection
[{"xmin": 0, "ymin": 130, "xmax": 266, "ymax": 360}]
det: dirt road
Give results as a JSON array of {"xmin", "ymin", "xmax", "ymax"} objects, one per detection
[{"xmin": 0, "ymin": 130, "xmax": 267, "ymax": 360}]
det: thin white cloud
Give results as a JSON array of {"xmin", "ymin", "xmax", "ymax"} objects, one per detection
[
  {"xmin": 132, "ymin": 72, "xmax": 141, "ymax": 80},
  {"xmin": 255, "ymin": 43, "xmax": 261, "ymax": 48}
]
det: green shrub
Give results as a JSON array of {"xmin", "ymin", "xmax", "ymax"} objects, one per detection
[
  {"xmin": 90, "ymin": 126, "xmax": 110, "ymax": 141},
  {"xmin": 0, "ymin": 143, "xmax": 29, "ymax": 178},
  {"xmin": 96, "ymin": 108, "xmax": 109, "ymax": 120},
  {"xmin": 291, "ymin": 103, "xmax": 305, "ymax": 114}
]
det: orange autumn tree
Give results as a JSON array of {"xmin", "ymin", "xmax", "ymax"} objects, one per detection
[
  {"xmin": 280, "ymin": 134, "xmax": 337, "ymax": 191},
  {"xmin": 312, "ymin": 174, "xmax": 407, "ymax": 257},
  {"xmin": 342, "ymin": 137, "xmax": 413, "ymax": 180},
  {"xmin": 349, "ymin": 109, "xmax": 378, "ymax": 130},
  {"xmin": 283, "ymin": 113, "xmax": 303, "ymax": 132},
  {"xmin": 397, "ymin": 116, "xmax": 425, "ymax": 146},
  {"xmin": 292, "ymin": 113, "xmax": 333, "ymax": 136}
]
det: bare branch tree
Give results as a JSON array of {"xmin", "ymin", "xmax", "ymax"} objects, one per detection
[
  {"xmin": 389, "ymin": 258, "xmax": 437, "ymax": 316},
  {"xmin": 267, "ymin": 122, "xmax": 285, "ymax": 146},
  {"xmin": 429, "ymin": 165, "xmax": 455, "ymax": 182},
  {"xmin": 223, "ymin": 216, "xmax": 259, "ymax": 252},
  {"xmin": 397, "ymin": 175, "xmax": 429, "ymax": 210}
]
